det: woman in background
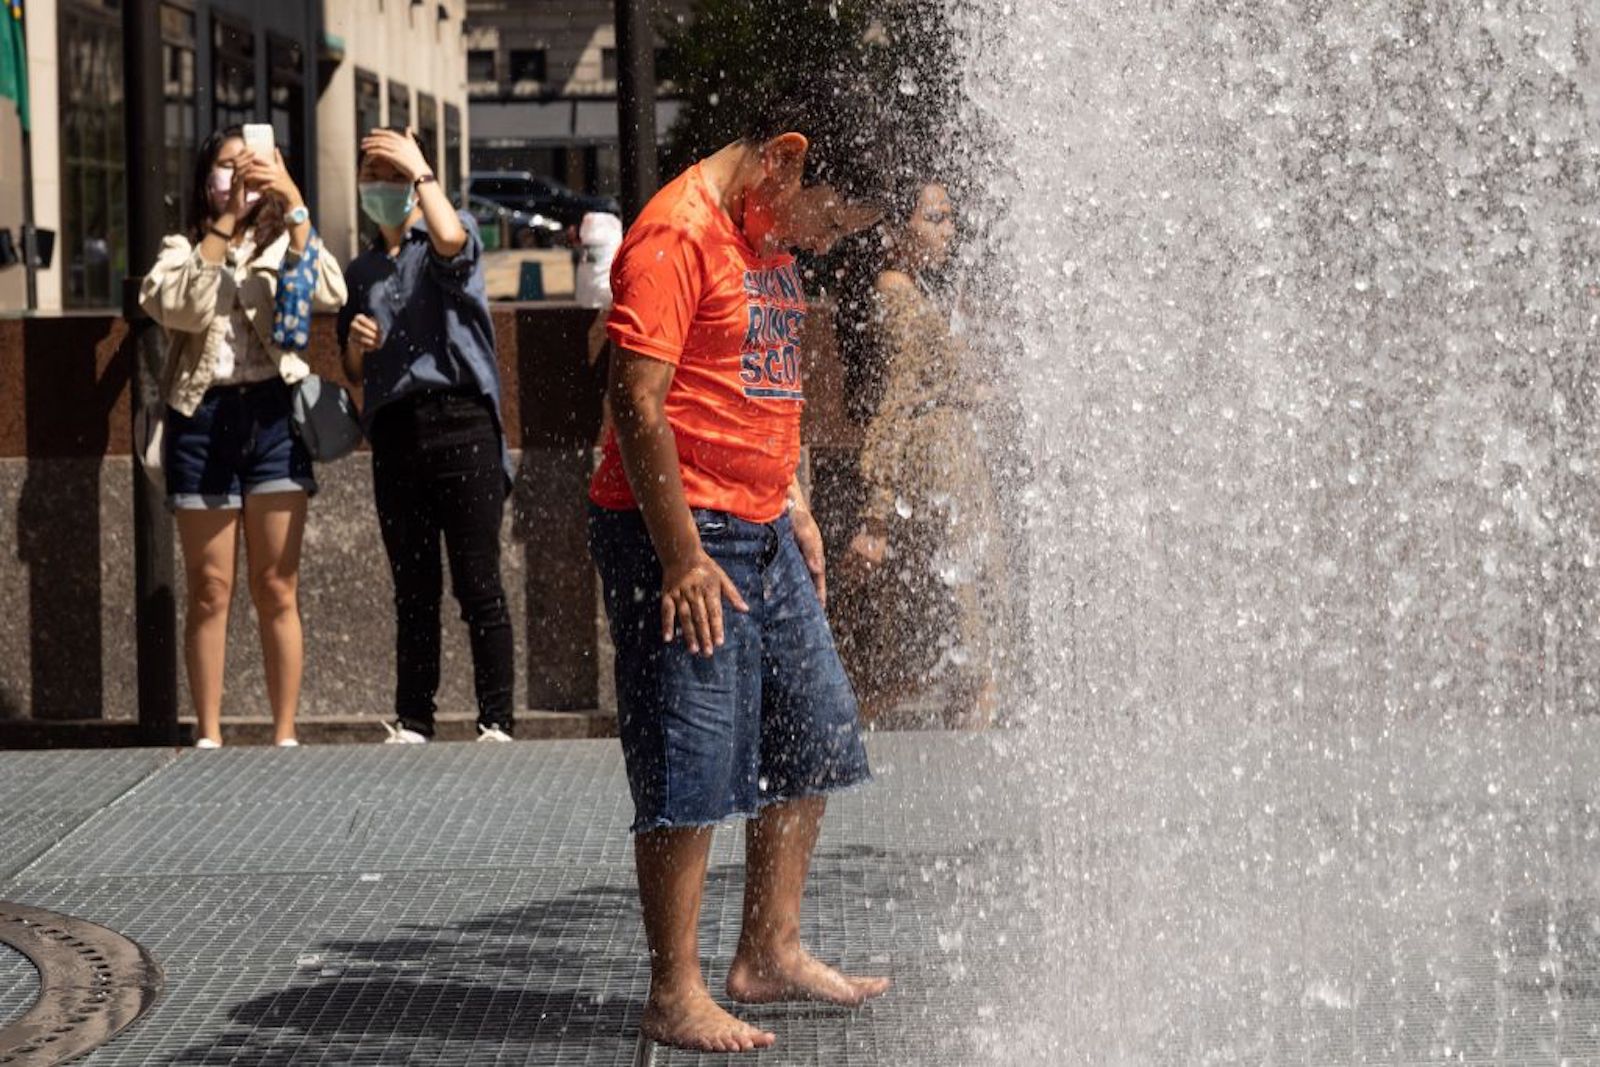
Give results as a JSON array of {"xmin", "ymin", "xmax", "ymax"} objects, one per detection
[
  {"xmin": 839, "ymin": 180, "xmax": 1005, "ymax": 729},
  {"xmin": 140, "ymin": 127, "xmax": 346, "ymax": 748},
  {"xmin": 338, "ymin": 127, "xmax": 516, "ymax": 745}
]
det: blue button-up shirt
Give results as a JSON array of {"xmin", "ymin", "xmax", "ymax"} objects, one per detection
[{"xmin": 337, "ymin": 211, "xmax": 511, "ymax": 481}]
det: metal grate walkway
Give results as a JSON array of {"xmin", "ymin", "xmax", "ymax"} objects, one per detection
[{"xmin": 2, "ymin": 726, "xmax": 1599, "ymax": 1064}]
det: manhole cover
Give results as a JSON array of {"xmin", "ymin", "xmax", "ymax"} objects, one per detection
[{"xmin": 0, "ymin": 903, "xmax": 162, "ymax": 1065}]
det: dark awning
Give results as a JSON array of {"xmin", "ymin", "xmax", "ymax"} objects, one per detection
[
  {"xmin": 469, "ymin": 99, "xmax": 682, "ymax": 147},
  {"xmin": 470, "ymin": 101, "xmax": 573, "ymax": 147}
]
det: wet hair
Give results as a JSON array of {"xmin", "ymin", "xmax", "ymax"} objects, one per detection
[
  {"xmin": 188, "ymin": 125, "xmax": 286, "ymax": 260},
  {"xmin": 885, "ymin": 178, "xmax": 947, "ymax": 230},
  {"xmin": 358, "ymin": 126, "xmax": 431, "ymax": 172},
  {"xmin": 739, "ymin": 92, "xmax": 820, "ymax": 147},
  {"xmin": 831, "ymin": 177, "xmax": 951, "ymax": 424},
  {"xmin": 738, "ymin": 86, "xmax": 879, "ymax": 203}
]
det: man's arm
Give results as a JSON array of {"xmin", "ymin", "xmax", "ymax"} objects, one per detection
[
  {"xmin": 787, "ymin": 476, "xmax": 827, "ymax": 607},
  {"xmin": 413, "ymin": 179, "xmax": 468, "ymax": 259},
  {"xmin": 609, "ymin": 350, "xmax": 748, "ymax": 655}
]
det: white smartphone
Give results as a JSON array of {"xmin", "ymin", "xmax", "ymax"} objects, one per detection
[{"xmin": 241, "ymin": 123, "xmax": 275, "ymax": 160}]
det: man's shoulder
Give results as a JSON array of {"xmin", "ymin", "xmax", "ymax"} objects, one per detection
[{"xmin": 628, "ymin": 168, "xmax": 723, "ymax": 246}]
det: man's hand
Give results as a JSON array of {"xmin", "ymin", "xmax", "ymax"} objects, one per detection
[
  {"xmin": 343, "ymin": 314, "xmax": 382, "ymax": 381},
  {"xmin": 847, "ymin": 527, "xmax": 887, "ymax": 569},
  {"xmin": 360, "ymin": 128, "xmax": 430, "ymax": 183},
  {"xmin": 791, "ymin": 503, "xmax": 828, "ymax": 608},
  {"xmin": 661, "ymin": 549, "xmax": 750, "ymax": 656},
  {"xmin": 348, "ymin": 314, "xmax": 382, "ymax": 355}
]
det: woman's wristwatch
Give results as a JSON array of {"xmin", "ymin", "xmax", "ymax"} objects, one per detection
[
  {"xmin": 413, "ymin": 173, "xmax": 438, "ymax": 190},
  {"xmin": 285, "ymin": 204, "xmax": 309, "ymax": 226}
]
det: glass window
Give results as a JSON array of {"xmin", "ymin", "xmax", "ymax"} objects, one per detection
[
  {"xmin": 443, "ymin": 103, "xmax": 463, "ymax": 200},
  {"xmin": 509, "ymin": 48, "xmax": 546, "ymax": 83},
  {"xmin": 416, "ymin": 93, "xmax": 439, "ymax": 174},
  {"xmin": 160, "ymin": 3, "xmax": 197, "ymax": 237},
  {"xmin": 467, "ymin": 50, "xmax": 496, "ymax": 84},
  {"xmin": 601, "ymin": 47, "xmax": 616, "ymax": 83},
  {"xmin": 212, "ymin": 17, "xmax": 255, "ymax": 132},
  {"xmin": 268, "ymin": 36, "xmax": 306, "ymax": 193},
  {"xmin": 58, "ymin": 0, "xmax": 127, "ymax": 309},
  {"xmin": 387, "ymin": 80, "xmax": 410, "ymax": 129},
  {"xmin": 354, "ymin": 69, "xmax": 382, "ymax": 246},
  {"xmin": 354, "ymin": 68, "xmax": 382, "ymax": 141}
]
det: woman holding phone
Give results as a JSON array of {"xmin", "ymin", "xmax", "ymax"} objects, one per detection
[
  {"xmin": 139, "ymin": 125, "xmax": 347, "ymax": 748},
  {"xmin": 337, "ymin": 127, "xmax": 516, "ymax": 745}
]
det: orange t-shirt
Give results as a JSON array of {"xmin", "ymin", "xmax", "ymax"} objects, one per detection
[{"xmin": 589, "ymin": 164, "xmax": 808, "ymax": 524}]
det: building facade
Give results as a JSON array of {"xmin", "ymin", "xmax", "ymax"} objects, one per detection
[
  {"xmin": 0, "ymin": 0, "xmax": 469, "ymax": 313},
  {"xmin": 317, "ymin": 0, "xmax": 469, "ymax": 260},
  {"xmin": 464, "ymin": 0, "xmax": 689, "ymax": 199}
]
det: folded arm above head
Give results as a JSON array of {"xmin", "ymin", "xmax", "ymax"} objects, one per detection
[
  {"xmin": 423, "ymin": 212, "xmax": 482, "ymax": 299},
  {"xmin": 416, "ymin": 182, "xmax": 468, "ymax": 260},
  {"xmin": 360, "ymin": 127, "xmax": 467, "ymax": 260}
]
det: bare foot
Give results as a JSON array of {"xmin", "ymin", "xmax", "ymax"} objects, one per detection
[
  {"xmin": 641, "ymin": 982, "xmax": 776, "ymax": 1053},
  {"xmin": 726, "ymin": 946, "xmax": 892, "ymax": 1006}
]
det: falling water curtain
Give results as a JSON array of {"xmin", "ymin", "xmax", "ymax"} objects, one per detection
[{"xmin": 0, "ymin": 0, "xmax": 27, "ymax": 132}]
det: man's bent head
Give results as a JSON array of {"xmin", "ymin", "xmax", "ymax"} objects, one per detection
[{"xmin": 735, "ymin": 116, "xmax": 883, "ymax": 255}]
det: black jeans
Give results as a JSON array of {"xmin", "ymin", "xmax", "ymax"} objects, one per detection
[{"xmin": 370, "ymin": 391, "xmax": 514, "ymax": 735}]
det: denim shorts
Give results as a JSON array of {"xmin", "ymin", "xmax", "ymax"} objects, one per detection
[
  {"xmin": 588, "ymin": 505, "xmax": 872, "ymax": 833},
  {"xmin": 166, "ymin": 379, "xmax": 316, "ymax": 510}
]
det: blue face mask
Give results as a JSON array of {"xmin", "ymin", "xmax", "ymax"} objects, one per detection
[{"xmin": 358, "ymin": 182, "xmax": 416, "ymax": 227}]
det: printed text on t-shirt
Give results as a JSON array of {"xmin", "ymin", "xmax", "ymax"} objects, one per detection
[{"xmin": 738, "ymin": 264, "xmax": 807, "ymax": 402}]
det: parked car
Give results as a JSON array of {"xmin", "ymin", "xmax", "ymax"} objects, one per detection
[
  {"xmin": 467, "ymin": 171, "xmax": 622, "ymax": 230},
  {"xmin": 453, "ymin": 192, "xmax": 564, "ymax": 249}
]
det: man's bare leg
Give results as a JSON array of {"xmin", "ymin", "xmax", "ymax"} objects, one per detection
[
  {"xmin": 726, "ymin": 796, "xmax": 893, "ymax": 1005},
  {"xmin": 635, "ymin": 828, "xmax": 776, "ymax": 1051}
]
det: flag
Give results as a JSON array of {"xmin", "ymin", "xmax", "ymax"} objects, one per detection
[{"xmin": 0, "ymin": 0, "xmax": 27, "ymax": 133}]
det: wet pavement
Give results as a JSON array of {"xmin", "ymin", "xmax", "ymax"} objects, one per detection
[{"xmin": 0, "ymin": 722, "xmax": 1596, "ymax": 1065}]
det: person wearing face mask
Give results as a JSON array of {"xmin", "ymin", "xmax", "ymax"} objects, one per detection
[
  {"xmin": 336, "ymin": 127, "xmax": 515, "ymax": 746},
  {"xmin": 585, "ymin": 98, "xmax": 889, "ymax": 1053},
  {"xmin": 138, "ymin": 126, "xmax": 348, "ymax": 748},
  {"xmin": 836, "ymin": 181, "xmax": 1005, "ymax": 730}
]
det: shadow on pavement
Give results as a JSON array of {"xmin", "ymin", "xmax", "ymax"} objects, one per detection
[
  {"xmin": 165, "ymin": 845, "xmax": 974, "ymax": 1064},
  {"xmin": 170, "ymin": 881, "xmax": 647, "ymax": 1064}
]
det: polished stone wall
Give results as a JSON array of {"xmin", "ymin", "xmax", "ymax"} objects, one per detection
[
  {"xmin": 0, "ymin": 307, "xmax": 608, "ymax": 728},
  {"xmin": 0, "ymin": 303, "xmax": 866, "ymax": 732}
]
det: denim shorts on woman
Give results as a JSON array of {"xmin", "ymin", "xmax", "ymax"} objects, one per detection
[
  {"xmin": 588, "ymin": 505, "xmax": 872, "ymax": 833},
  {"xmin": 165, "ymin": 379, "xmax": 316, "ymax": 510}
]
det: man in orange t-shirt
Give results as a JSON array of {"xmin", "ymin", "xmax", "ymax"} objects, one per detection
[{"xmin": 587, "ymin": 114, "xmax": 886, "ymax": 1053}]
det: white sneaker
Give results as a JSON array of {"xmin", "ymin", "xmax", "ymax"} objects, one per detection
[
  {"xmin": 276, "ymin": 738, "xmax": 301, "ymax": 748},
  {"xmin": 476, "ymin": 724, "xmax": 513, "ymax": 743},
  {"xmin": 382, "ymin": 722, "xmax": 428, "ymax": 745},
  {"xmin": 194, "ymin": 737, "xmax": 221, "ymax": 750}
]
